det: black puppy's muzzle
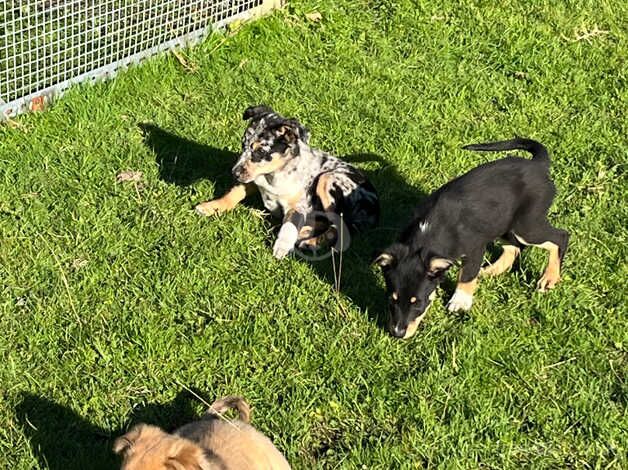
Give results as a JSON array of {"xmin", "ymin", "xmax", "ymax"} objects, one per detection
[{"xmin": 390, "ymin": 323, "xmax": 407, "ymax": 338}]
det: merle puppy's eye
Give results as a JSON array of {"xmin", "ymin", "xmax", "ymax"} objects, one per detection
[{"xmin": 251, "ymin": 148, "xmax": 268, "ymax": 162}]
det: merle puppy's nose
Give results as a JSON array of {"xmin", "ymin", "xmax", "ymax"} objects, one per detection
[
  {"xmin": 390, "ymin": 324, "xmax": 406, "ymax": 338},
  {"xmin": 232, "ymin": 165, "xmax": 243, "ymax": 179}
]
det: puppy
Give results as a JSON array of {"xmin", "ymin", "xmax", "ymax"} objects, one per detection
[
  {"xmin": 375, "ymin": 138, "xmax": 569, "ymax": 339},
  {"xmin": 114, "ymin": 396, "xmax": 290, "ymax": 470},
  {"xmin": 195, "ymin": 105, "xmax": 379, "ymax": 259}
]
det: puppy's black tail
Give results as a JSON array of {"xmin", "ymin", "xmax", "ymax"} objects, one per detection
[
  {"xmin": 206, "ymin": 396, "xmax": 251, "ymax": 423},
  {"xmin": 462, "ymin": 138, "xmax": 549, "ymax": 164}
]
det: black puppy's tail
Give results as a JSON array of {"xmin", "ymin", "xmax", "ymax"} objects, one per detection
[{"xmin": 462, "ymin": 138, "xmax": 549, "ymax": 164}]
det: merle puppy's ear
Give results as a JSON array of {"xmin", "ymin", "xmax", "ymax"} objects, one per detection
[
  {"xmin": 274, "ymin": 118, "xmax": 308, "ymax": 143},
  {"xmin": 243, "ymin": 105, "xmax": 274, "ymax": 121},
  {"xmin": 426, "ymin": 256, "xmax": 454, "ymax": 278}
]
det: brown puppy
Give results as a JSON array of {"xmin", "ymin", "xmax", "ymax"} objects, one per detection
[{"xmin": 114, "ymin": 396, "xmax": 290, "ymax": 470}]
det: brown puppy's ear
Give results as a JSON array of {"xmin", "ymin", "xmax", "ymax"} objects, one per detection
[
  {"xmin": 243, "ymin": 105, "xmax": 273, "ymax": 120},
  {"xmin": 165, "ymin": 441, "xmax": 212, "ymax": 470},
  {"xmin": 373, "ymin": 252, "xmax": 395, "ymax": 268},
  {"xmin": 427, "ymin": 257, "xmax": 454, "ymax": 277},
  {"xmin": 113, "ymin": 424, "xmax": 145, "ymax": 455}
]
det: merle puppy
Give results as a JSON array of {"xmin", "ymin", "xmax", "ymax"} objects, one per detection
[
  {"xmin": 375, "ymin": 138, "xmax": 569, "ymax": 339},
  {"xmin": 196, "ymin": 105, "xmax": 379, "ymax": 259}
]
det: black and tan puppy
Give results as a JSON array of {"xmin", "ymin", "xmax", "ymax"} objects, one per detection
[
  {"xmin": 196, "ymin": 105, "xmax": 379, "ymax": 259},
  {"xmin": 114, "ymin": 396, "xmax": 291, "ymax": 470},
  {"xmin": 375, "ymin": 138, "xmax": 569, "ymax": 339}
]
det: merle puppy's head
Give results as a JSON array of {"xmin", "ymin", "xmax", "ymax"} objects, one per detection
[
  {"xmin": 232, "ymin": 105, "xmax": 309, "ymax": 183},
  {"xmin": 375, "ymin": 243, "xmax": 453, "ymax": 339}
]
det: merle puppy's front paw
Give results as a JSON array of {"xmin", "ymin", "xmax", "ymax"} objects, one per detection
[
  {"xmin": 272, "ymin": 240, "xmax": 294, "ymax": 259},
  {"xmin": 195, "ymin": 200, "xmax": 226, "ymax": 216},
  {"xmin": 447, "ymin": 290, "xmax": 474, "ymax": 312},
  {"xmin": 273, "ymin": 223, "xmax": 299, "ymax": 260}
]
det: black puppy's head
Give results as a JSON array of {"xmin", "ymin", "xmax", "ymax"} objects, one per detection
[
  {"xmin": 232, "ymin": 105, "xmax": 309, "ymax": 183},
  {"xmin": 374, "ymin": 243, "xmax": 453, "ymax": 339}
]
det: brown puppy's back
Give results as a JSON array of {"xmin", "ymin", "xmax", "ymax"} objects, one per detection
[
  {"xmin": 176, "ymin": 396, "xmax": 290, "ymax": 470},
  {"xmin": 114, "ymin": 396, "xmax": 290, "ymax": 470}
]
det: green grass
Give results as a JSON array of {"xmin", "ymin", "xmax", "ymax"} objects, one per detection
[{"xmin": 1, "ymin": 0, "xmax": 627, "ymax": 468}]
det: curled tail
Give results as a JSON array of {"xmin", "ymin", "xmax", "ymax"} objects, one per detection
[
  {"xmin": 462, "ymin": 137, "xmax": 549, "ymax": 164},
  {"xmin": 207, "ymin": 396, "xmax": 251, "ymax": 423}
]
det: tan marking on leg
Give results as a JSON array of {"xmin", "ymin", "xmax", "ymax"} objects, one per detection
[
  {"xmin": 447, "ymin": 276, "xmax": 478, "ymax": 312},
  {"xmin": 298, "ymin": 225, "xmax": 315, "ymax": 239},
  {"xmin": 481, "ymin": 245, "xmax": 521, "ymax": 277},
  {"xmin": 299, "ymin": 226, "xmax": 338, "ymax": 249},
  {"xmin": 315, "ymin": 173, "xmax": 334, "ymax": 210},
  {"xmin": 195, "ymin": 183, "xmax": 256, "ymax": 216},
  {"xmin": 298, "ymin": 217, "xmax": 329, "ymax": 243},
  {"xmin": 457, "ymin": 277, "xmax": 478, "ymax": 295},
  {"xmin": 536, "ymin": 241, "xmax": 561, "ymax": 292},
  {"xmin": 298, "ymin": 224, "xmax": 320, "ymax": 248}
]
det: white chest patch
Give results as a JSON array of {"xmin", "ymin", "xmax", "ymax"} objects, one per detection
[{"xmin": 256, "ymin": 175, "xmax": 303, "ymax": 210}]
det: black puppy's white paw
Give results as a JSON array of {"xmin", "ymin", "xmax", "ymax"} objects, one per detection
[{"xmin": 447, "ymin": 290, "xmax": 474, "ymax": 312}]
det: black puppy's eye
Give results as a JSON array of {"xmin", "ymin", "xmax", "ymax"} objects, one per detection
[
  {"xmin": 391, "ymin": 292, "xmax": 398, "ymax": 302},
  {"xmin": 410, "ymin": 297, "xmax": 417, "ymax": 304}
]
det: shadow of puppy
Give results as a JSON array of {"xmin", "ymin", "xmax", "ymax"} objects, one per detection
[
  {"xmin": 15, "ymin": 393, "xmax": 118, "ymax": 470},
  {"xmin": 140, "ymin": 123, "xmax": 236, "ymax": 190},
  {"xmin": 15, "ymin": 390, "xmax": 201, "ymax": 470}
]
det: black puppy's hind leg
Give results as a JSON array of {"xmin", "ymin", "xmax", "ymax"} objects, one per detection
[
  {"xmin": 480, "ymin": 233, "xmax": 525, "ymax": 277},
  {"xmin": 513, "ymin": 222, "xmax": 569, "ymax": 292},
  {"xmin": 447, "ymin": 249, "xmax": 484, "ymax": 312}
]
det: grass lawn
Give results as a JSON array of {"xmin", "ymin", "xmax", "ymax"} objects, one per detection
[{"xmin": 1, "ymin": 0, "xmax": 626, "ymax": 468}]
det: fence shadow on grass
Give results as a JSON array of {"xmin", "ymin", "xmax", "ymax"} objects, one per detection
[
  {"xmin": 15, "ymin": 390, "xmax": 206, "ymax": 470},
  {"xmin": 140, "ymin": 123, "xmax": 429, "ymax": 333}
]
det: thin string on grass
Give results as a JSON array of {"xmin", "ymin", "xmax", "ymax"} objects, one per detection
[
  {"xmin": 337, "ymin": 212, "xmax": 344, "ymax": 293},
  {"xmin": 331, "ymin": 234, "xmax": 338, "ymax": 292},
  {"xmin": 330, "ymin": 214, "xmax": 350, "ymax": 318},
  {"xmin": 330, "ymin": 215, "xmax": 344, "ymax": 293},
  {"xmin": 37, "ymin": 233, "xmax": 80, "ymax": 323}
]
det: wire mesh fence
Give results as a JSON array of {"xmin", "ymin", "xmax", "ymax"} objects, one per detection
[{"xmin": 0, "ymin": 0, "xmax": 279, "ymax": 119}]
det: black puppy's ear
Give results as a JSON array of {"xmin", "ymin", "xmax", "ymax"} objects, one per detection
[
  {"xmin": 373, "ymin": 252, "xmax": 395, "ymax": 269},
  {"xmin": 427, "ymin": 256, "xmax": 454, "ymax": 277},
  {"xmin": 243, "ymin": 105, "xmax": 273, "ymax": 121}
]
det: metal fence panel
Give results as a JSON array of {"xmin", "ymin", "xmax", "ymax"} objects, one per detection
[{"xmin": 0, "ymin": 0, "xmax": 280, "ymax": 119}]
